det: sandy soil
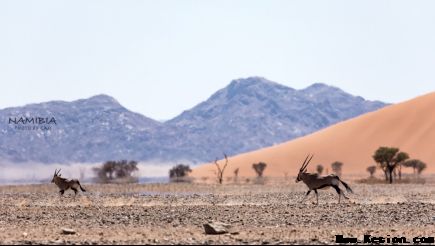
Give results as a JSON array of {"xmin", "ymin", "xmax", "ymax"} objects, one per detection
[{"xmin": 1, "ymin": 180, "xmax": 435, "ymax": 245}]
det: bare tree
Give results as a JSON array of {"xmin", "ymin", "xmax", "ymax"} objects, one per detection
[
  {"xmin": 316, "ymin": 164, "xmax": 324, "ymax": 175},
  {"xmin": 214, "ymin": 154, "xmax": 229, "ymax": 184},
  {"xmin": 366, "ymin": 166, "xmax": 376, "ymax": 178},
  {"xmin": 252, "ymin": 162, "xmax": 267, "ymax": 177}
]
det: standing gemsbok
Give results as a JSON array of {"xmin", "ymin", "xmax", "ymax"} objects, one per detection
[
  {"xmin": 51, "ymin": 169, "xmax": 86, "ymax": 197},
  {"xmin": 296, "ymin": 154, "xmax": 353, "ymax": 204}
]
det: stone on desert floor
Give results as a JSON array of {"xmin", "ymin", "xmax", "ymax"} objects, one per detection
[
  {"xmin": 203, "ymin": 222, "xmax": 231, "ymax": 235},
  {"xmin": 61, "ymin": 228, "xmax": 76, "ymax": 235}
]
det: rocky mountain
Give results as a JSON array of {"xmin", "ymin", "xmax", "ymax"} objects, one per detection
[
  {"xmin": 0, "ymin": 77, "xmax": 387, "ymax": 164},
  {"xmin": 165, "ymin": 77, "xmax": 386, "ymax": 161},
  {"xmin": 0, "ymin": 95, "xmax": 162, "ymax": 163}
]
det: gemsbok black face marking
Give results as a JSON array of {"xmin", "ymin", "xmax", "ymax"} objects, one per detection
[
  {"xmin": 51, "ymin": 169, "xmax": 86, "ymax": 197},
  {"xmin": 296, "ymin": 154, "xmax": 353, "ymax": 204}
]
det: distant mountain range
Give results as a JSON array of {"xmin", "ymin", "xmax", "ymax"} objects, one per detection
[{"xmin": 0, "ymin": 77, "xmax": 387, "ymax": 164}]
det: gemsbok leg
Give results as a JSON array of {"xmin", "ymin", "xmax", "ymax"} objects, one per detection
[
  {"xmin": 71, "ymin": 187, "xmax": 78, "ymax": 198},
  {"xmin": 301, "ymin": 190, "xmax": 311, "ymax": 203},
  {"xmin": 332, "ymin": 185, "xmax": 347, "ymax": 203}
]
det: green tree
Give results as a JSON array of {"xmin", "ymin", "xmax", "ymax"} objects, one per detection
[
  {"xmin": 169, "ymin": 164, "xmax": 192, "ymax": 182},
  {"xmin": 416, "ymin": 161, "xmax": 427, "ymax": 175},
  {"xmin": 372, "ymin": 147, "xmax": 409, "ymax": 184},
  {"xmin": 403, "ymin": 159, "xmax": 427, "ymax": 176},
  {"xmin": 252, "ymin": 162, "xmax": 267, "ymax": 177},
  {"xmin": 115, "ymin": 160, "xmax": 138, "ymax": 178}
]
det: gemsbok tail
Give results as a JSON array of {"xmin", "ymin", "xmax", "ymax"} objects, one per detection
[
  {"xmin": 338, "ymin": 177, "xmax": 353, "ymax": 193},
  {"xmin": 78, "ymin": 181, "xmax": 86, "ymax": 192}
]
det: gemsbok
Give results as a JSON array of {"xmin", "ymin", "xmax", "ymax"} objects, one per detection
[
  {"xmin": 51, "ymin": 169, "xmax": 86, "ymax": 197},
  {"xmin": 296, "ymin": 154, "xmax": 353, "ymax": 204}
]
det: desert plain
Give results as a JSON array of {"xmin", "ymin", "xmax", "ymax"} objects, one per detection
[{"xmin": 1, "ymin": 177, "xmax": 435, "ymax": 245}]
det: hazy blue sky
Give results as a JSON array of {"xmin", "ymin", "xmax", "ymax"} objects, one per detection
[{"xmin": 1, "ymin": 0, "xmax": 434, "ymax": 120}]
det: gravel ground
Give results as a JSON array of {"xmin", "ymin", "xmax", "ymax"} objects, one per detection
[{"xmin": 1, "ymin": 181, "xmax": 435, "ymax": 245}]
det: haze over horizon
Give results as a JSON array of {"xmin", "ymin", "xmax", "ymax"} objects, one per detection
[{"xmin": 1, "ymin": 1, "xmax": 434, "ymax": 119}]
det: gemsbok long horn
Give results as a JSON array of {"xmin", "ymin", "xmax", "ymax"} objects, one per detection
[{"xmin": 300, "ymin": 154, "xmax": 314, "ymax": 172}]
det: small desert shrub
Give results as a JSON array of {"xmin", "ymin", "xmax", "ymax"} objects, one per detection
[
  {"xmin": 367, "ymin": 166, "xmax": 376, "ymax": 178},
  {"xmin": 316, "ymin": 165, "xmax": 324, "ymax": 175},
  {"xmin": 233, "ymin": 168, "xmax": 239, "ymax": 183},
  {"xmin": 331, "ymin": 161, "xmax": 343, "ymax": 176}
]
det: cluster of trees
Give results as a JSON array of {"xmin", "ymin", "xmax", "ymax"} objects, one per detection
[
  {"xmin": 168, "ymin": 156, "xmax": 270, "ymax": 185},
  {"xmin": 312, "ymin": 147, "xmax": 427, "ymax": 185},
  {"xmin": 93, "ymin": 160, "xmax": 139, "ymax": 183},
  {"xmin": 331, "ymin": 161, "xmax": 343, "ymax": 176},
  {"xmin": 315, "ymin": 162, "xmax": 343, "ymax": 176},
  {"xmin": 403, "ymin": 159, "xmax": 427, "ymax": 175},
  {"xmin": 370, "ymin": 146, "xmax": 426, "ymax": 184},
  {"xmin": 169, "ymin": 164, "xmax": 192, "ymax": 182},
  {"xmin": 167, "ymin": 147, "xmax": 428, "ymax": 185}
]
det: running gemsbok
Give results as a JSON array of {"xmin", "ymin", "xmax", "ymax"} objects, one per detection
[
  {"xmin": 51, "ymin": 169, "xmax": 86, "ymax": 197},
  {"xmin": 296, "ymin": 154, "xmax": 353, "ymax": 204}
]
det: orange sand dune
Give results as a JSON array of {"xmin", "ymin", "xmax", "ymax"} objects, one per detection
[{"xmin": 192, "ymin": 92, "xmax": 435, "ymax": 178}]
